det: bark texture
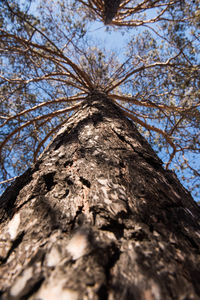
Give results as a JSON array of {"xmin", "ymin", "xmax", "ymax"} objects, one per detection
[{"xmin": 0, "ymin": 92, "xmax": 200, "ymax": 300}]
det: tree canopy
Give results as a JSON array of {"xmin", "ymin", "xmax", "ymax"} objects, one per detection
[{"xmin": 0, "ymin": 0, "xmax": 200, "ymax": 199}]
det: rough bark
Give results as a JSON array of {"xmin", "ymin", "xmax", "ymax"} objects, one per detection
[{"xmin": 0, "ymin": 92, "xmax": 200, "ymax": 300}]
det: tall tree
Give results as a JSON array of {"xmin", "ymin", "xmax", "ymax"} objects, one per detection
[
  {"xmin": 0, "ymin": 93, "xmax": 200, "ymax": 299},
  {"xmin": 0, "ymin": 0, "xmax": 199, "ymax": 198},
  {"xmin": 0, "ymin": 1, "xmax": 200, "ymax": 298}
]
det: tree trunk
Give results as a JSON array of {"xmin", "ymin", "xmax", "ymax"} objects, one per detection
[
  {"xmin": 103, "ymin": 0, "xmax": 121, "ymax": 24},
  {"xmin": 0, "ymin": 92, "xmax": 200, "ymax": 300}
]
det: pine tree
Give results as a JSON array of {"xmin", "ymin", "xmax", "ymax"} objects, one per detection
[
  {"xmin": 0, "ymin": 1, "xmax": 200, "ymax": 298},
  {"xmin": 103, "ymin": 0, "xmax": 121, "ymax": 24},
  {"xmin": 0, "ymin": 93, "xmax": 200, "ymax": 299}
]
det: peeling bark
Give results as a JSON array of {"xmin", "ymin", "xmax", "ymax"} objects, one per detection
[{"xmin": 0, "ymin": 92, "xmax": 200, "ymax": 300}]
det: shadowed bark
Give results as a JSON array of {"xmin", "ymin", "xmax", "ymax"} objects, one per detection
[{"xmin": 0, "ymin": 92, "xmax": 200, "ymax": 300}]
